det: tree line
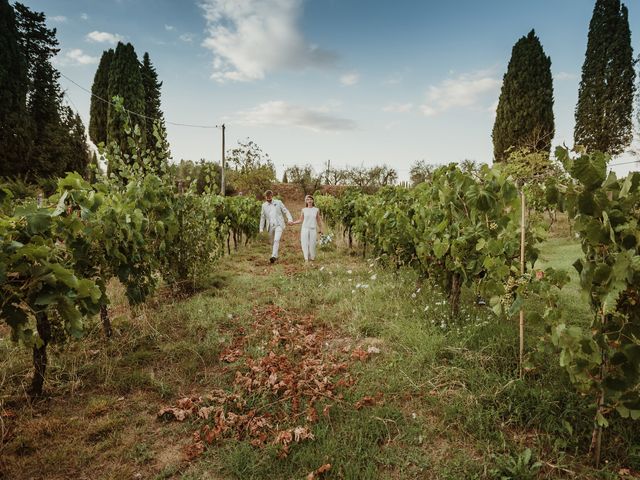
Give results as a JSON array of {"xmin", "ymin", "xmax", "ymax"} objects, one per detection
[
  {"xmin": 283, "ymin": 164, "xmax": 399, "ymax": 194},
  {"xmin": 0, "ymin": 1, "xmax": 90, "ymax": 179},
  {"xmin": 0, "ymin": 1, "xmax": 169, "ymax": 184}
]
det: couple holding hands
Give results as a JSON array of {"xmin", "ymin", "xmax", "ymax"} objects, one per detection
[{"xmin": 259, "ymin": 190, "xmax": 324, "ymax": 264}]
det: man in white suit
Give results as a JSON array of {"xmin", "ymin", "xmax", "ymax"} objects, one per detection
[{"xmin": 259, "ymin": 190, "xmax": 293, "ymax": 263}]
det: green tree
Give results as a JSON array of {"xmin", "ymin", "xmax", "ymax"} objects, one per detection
[
  {"xmin": 345, "ymin": 167, "xmax": 368, "ymax": 189},
  {"xmin": 171, "ymin": 159, "xmax": 224, "ymax": 194},
  {"xmin": 369, "ymin": 165, "xmax": 398, "ymax": 187},
  {"xmin": 285, "ymin": 165, "xmax": 323, "ymax": 195},
  {"xmin": 12, "ymin": 3, "xmax": 90, "ymax": 179},
  {"xmin": 15, "ymin": 3, "xmax": 59, "ymax": 132},
  {"xmin": 574, "ymin": 0, "xmax": 636, "ymax": 155},
  {"xmin": 62, "ymin": 108, "xmax": 91, "ymax": 177},
  {"xmin": 324, "ymin": 167, "xmax": 348, "ymax": 185},
  {"xmin": 140, "ymin": 52, "xmax": 165, "ymax": 151},
  {"xmin": 88, "ymin": 151, "xmax": 99, "ymax": 183},
  {"xmin": 409, "ymin": 160, "xmax": 435, "ymax": 186},
  {"xmin": 107, "ymin": 42, "xmax": 146, "ymax": 155},
  {"xmin": 492, "ymin": 30, "xmax": 555, "ymax": 162},
  {"xmin": 89, "ymin": 49, "xmax": 113, "ymax": 146},
  {"xmin": 0, "ymin": 0, "xmax": 30, "ymax": 177},
  {"xmin": 15, "ymin": 2, "xmax": 62, "ymax": 177},
  {"xmin": 226, "ymin": 139, "xmax": 275, "ymax": 197},
  {"xmin": 344, "ymin": 165, "xmax": 398, "ymax": 192}
]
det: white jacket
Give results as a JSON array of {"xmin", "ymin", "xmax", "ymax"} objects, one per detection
[{"xmin": 260, "ymin": 199, "xmax": 293, "ymax": 232}]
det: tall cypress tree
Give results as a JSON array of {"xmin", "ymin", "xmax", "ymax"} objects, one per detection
[
  {"xmin": 107, "ymin": 42, "xmax": 146, "ymax": 154},
  {"xmin": 492, "ymin": 30, "xmax": 555, "ymax": 162},
  {"xmin": 89, "ymin": 49, "xmax": 113, "ymax": 146},
  {"xmin": 14, "ymin": 2, "xmax": 67, "ymax": 177},
  {"xmin": 140, "ymin": 52, "xmax": 165, "ymax": 147},
  {"xmin": 14, "ymin": 3, "xmax": 89, "ymax": 178},
  {"xmin": 0, "ymin": 0, "xmax": 29, "ymax": 177},
  {"xmin": 14, "ymin": 3, "xmax": 60, "ymax": 134},
  {"xmin": 61, "ymin": 107, "xmax": 91, "ymax": 176},
  {"xmin": 574, "ymin": 0, "xmax": 635, "ymax": 155}
]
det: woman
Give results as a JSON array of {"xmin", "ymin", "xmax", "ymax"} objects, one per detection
[{"xmin": 290, "ymin": 195, "xmax": 324, "ymax": 262}]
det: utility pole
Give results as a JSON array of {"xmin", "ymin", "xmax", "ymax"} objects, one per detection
[{"xmin": 220, "ymin": 124, "xmax": 226, "ymax": 196}]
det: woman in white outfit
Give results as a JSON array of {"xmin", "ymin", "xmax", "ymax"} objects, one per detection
[{"xmin": 291, "ymin": 195, "xmax": 324, "ymax": 261}]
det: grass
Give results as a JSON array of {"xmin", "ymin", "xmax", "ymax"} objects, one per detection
[
  {"xmin": 536, "ymin": 234, "xmax": 591, "ymax": 323},
  {"xmin": 1, "ymin": 222, "xmax": 639, "ymax": 479}
]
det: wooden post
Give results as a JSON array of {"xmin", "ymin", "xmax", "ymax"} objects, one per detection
[
  {"xmin": 519, "ymin": 189, "xmax": 525, "ymax": 378},
  {"xmin": 220, "ymin": 124, "xmax": 226, "ymax": 196},
  {"xmin": 590, "ymin": 303, "xmax": 607, "ymax": 468}
]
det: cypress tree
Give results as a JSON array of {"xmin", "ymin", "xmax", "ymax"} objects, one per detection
[
  {"xmin": 492, "ymin": 30, "xmax": 555, "ymax": 162},
  {"xmin": 89, "ymin": 49, "xmax": 113, "ymax": 146},
  {"xmin": 107, "ymin": 42, "xmax": 146, "ymax": 154},
  {"xmin": 14, "ymin": 2, "xmax": 66, "ymax": 178},
  {"xmin": 88, "ymin": 151, "xmax": 99, "ymax": 183},
  {"xmin": 14, "ymin": 3, "xmax": 89, "ymax": 178},
  {"xmin": 61, "ymin": 107, "xmax": 91, "ymax": 176},
  {"xmin": 0, "ymin": 0, "xmax": 29, "ymax": 177},
  {"xmin": 14, "ymin": 3, "xmax": 60, "ymax": 134},
  {"xmin": 574, "ymin": 0, "xmax": 636, "ymax": 155},
  {"xmin": 140, "ymin": 52, "xmax": 165, "ymax": 148}
]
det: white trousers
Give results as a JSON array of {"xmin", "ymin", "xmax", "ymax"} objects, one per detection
[
  {"xmin": 269, "ymin": 226, "xmax": 284, "ymax": 258},
  {"xmin": 301, "ymin": 227, "xmax": 317, "ymax": 261}
]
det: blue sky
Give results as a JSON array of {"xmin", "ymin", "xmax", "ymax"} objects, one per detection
[{"xmin": 22, "ymin": 0, "xmax": 640, "ymax": 180}]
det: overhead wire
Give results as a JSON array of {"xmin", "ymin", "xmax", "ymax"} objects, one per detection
[
  {"xmin": 609, "ymin": 159, "xmax": 640, "ymax": 168},
  {"xmin": 59, "ymin": 73, "xmax": 640, "ymax": 172},
  {"xmin": 59, "ymin": 72, "xmax": 223, "ymax": 129}
]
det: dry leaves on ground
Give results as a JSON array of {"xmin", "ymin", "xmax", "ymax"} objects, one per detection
[
  {"xmin": 307, "ymin": 463, "xmax": 332, "ymax": 479},
  {"xmin": 158, "ymin": 305, "xmax": 379, "ymax": 461}
]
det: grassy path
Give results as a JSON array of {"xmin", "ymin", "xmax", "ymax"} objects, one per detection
[{"xmin": 1, "ymin": 227, "xmax": 638, "ymax": 479}]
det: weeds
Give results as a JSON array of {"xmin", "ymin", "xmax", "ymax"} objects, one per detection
[{"xmin": 1, "ymin": 230, "xmax": 639, "ymax": 478}]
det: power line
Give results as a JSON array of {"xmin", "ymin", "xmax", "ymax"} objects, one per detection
[
  {"xmin": 58, "ymin": 73, "xmax": 640, "ymax": 172},
  {"xmin": 609, "ymin": 159, "xmax": 640, "ymax": 167},
  {"xmin": 59, "ymin": 72, "xmax": 223, "ymax": 130},
  {"xmin": 61, "ymin": 88, "xmax": 81, "ymax": 114}
]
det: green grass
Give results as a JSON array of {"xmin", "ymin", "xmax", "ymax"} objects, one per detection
[
  {"xmin": 536, "ymin": 235, "xmax": 591, "ymax": 322},
  {"xmin": 1, "ymin": 227, "xmax": 639, "ymax": 479}
]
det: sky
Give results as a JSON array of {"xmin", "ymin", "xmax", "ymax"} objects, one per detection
[{"xmin": 21, "ymin": 0, "xmax": 640, "ymax": 181}]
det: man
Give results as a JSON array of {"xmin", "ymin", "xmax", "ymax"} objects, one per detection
[{"xmin": 259, "ymin": 190, "xmax": 293, "ymax": 263}]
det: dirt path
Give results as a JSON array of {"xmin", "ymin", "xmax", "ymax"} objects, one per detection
[{"xmin": 157, "ymin": 224, "xmax": 384, "ymax": 477}]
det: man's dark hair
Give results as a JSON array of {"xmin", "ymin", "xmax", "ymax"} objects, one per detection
[{"xmin": 264, "ymin": 190, "xmax": 273, "ymax": 197}]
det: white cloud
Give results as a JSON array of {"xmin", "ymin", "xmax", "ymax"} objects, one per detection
[
  {"xmin": 86, "ymin": 31, "xmax": 124, "ymax": 44},
  {"xmin": 420, "ymin": 70, "xmax": 500, "ymax": 116},
  {"xmin": 80, "ymin": 13, "xmax": 89, "ymax": 21},
  {"xmin": 199, "ymin": 0, "xmax": 337, "ymax": 82},
  {"xmin": 179, "ymin": 33, "xmax": 195, "ymax": 43},
  {"xmin": 232, "ymin": 100, "xmax": 356, "ymax": 132},
  {"xmin": 50, "ymin": 15, "xmax": 68, "ymax": 23},
  {"xmin": 555, "ymin": 71, "xmax": 577, "ymax": 81},
  {"xmin": 340, "ymin": 72, "xmax": 359, "ymax": 86},
  {"xmin": 56, "ymin": 49, "xmax": 99, "ymax": 66},
  {"xmin": 165, "ymin": 24, "xmax": 175, "ymax": 31},
  {"xmin": 383, "ymin": 102, "xmax": 413, "ymax": 113},
  {"xmin": 382, "ymin": 73, "xmax": 403, "ymax": 85}
]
